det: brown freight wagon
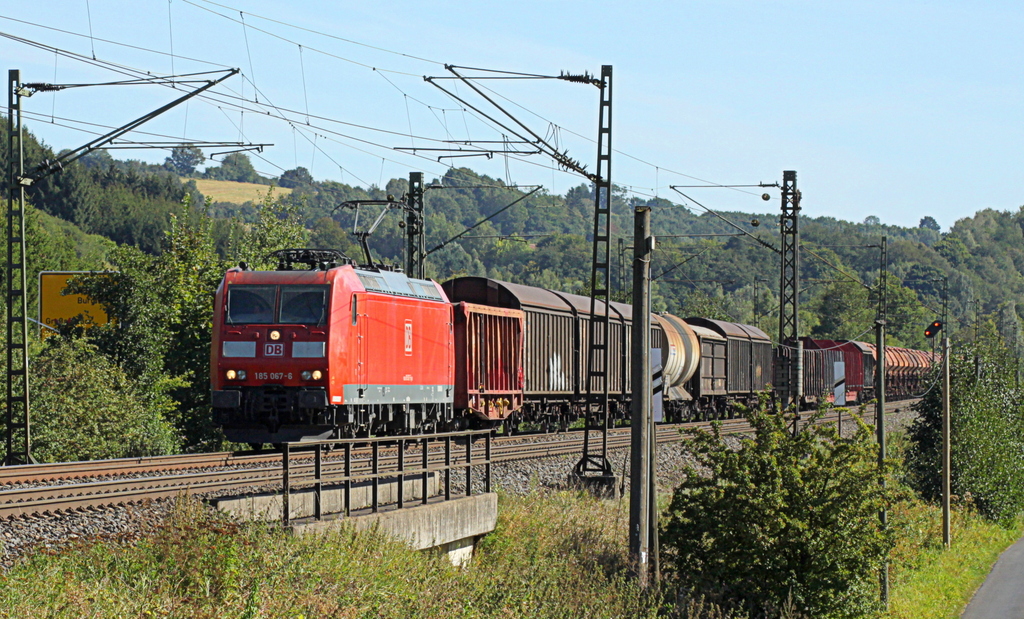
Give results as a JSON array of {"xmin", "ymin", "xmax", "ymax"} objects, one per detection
[
  {"xmin": 684, "ymin": 317, "xmax": 772, "ymax": 418},
  {"xmin": 452, "ymin": 302, "xmax": 525, "ymax": 422}
]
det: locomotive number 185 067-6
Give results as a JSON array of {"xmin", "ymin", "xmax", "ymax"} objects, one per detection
[{"xmin": 254, "ymin": 372, "xmax": 293, "ymax": 381}]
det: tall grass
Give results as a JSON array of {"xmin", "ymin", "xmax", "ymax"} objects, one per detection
[
  {"xmin": 0, "ymin": 492, "xmax": 660, "ymax": 618},
  {"xmin": 883, "ymin": 498, "xmax": 1023, "ymax": 618}
]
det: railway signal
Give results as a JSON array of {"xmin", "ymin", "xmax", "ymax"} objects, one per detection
[{"xmin": 924, "ymin": 319, "xmax": 943, "ymax": 338}]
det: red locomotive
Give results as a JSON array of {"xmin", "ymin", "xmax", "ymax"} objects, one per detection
[{"xmin": 212, "ymin": 250, "xmax": 452, "ymax": 445}]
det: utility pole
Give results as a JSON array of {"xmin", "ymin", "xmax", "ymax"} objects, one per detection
[
  {"xmin": 617, "ymin": 237, "xmax": 626, "ymax": 300},
  {"xmin": 629, "ymin": 206, "xmax": 654, "ymax": 587},
  {"xmin": 973, "ymin": 298, "xmax": 981, "ymax": 379},
  {"xmin": 942, "ymin": 334, "xmax": 951, "ymax": 548},
  {"xmin": 778, "ymin": 171, "xmax": 801, "ymax": 415},
  {"xmin": 6, "ymin": 70, "xmax": 32, "ymax": 465},
  {"xmin": 405, "ymin": 171, "xmax": 425, "ymax": 279},
  {"xmin": 875, "ymin": 235, "xmax": 888, "ymax": 606},
  {"xmin": 575, "ymin": 65, "xmax": 616, "ymax": 490},
  {"xmin": 753, "ymin": 277, "xmax": 760, "ymax": 324},
  {"xmin": 941, "ymin": 277, "xmax": 949, "ymax": 330}
]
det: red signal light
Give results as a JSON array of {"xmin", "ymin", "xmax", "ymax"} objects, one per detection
[{"xmin": 924, "ymin": 320, "xmax": 943, "ymax": 338}]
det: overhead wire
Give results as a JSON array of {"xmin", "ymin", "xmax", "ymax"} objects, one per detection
[
  {"xmin": 801, "ymin": 246, "xmax": 872, "ymax": 291},
  {"xmin": 50, "ymin": 47, "xmax": 58, "ymax": 121},
  {"xmin": 4, "ymin": 11, "xmax": 760, "ymax": 207},
  {"xmin": 84, "ymin": 0, "xmax": 96, "ymax": 59},
  {"xmin": 188, "ymin": 0, "xmax": 443, "ymax": 66},
  {"xmin": 178, "ymin": 0, "xmax": 423, "ymax": 77},
  {"xmin": 239, "ymin": 11, "xmax": 258, "ymax": 102},
  {"xmin": 290, "ymin": 122, "xmax": 376, "ymax": 188},
  {"xmin": 193, "ymin": 82, "xmax": 457, "ymax": 176},
  {"xmin": 0, "ymin": 16, "xmax": 232, "ymax": 69},
  {"xmin": 167, "ymin": 0, "xmax": 175, "ymax": 77},
  {"xmin": 0, "ymin": 24, "xmax": 645, "ymax": 199},
  {"xmin": 298, "ymin": 45, "xmax": 309, "ymax": 124},
  {"xmin": 2, "ymin": 30, "xmax": 456, "ymax": 179},
  {"xmin": 468, "ymin": 77, "xmax": 762, "ymax": 197},
  {"xmin": 2, "ymin": 20, "xmax": 466, "ymax": 178},
  {"xmin": 2, "ymin": 14, "xmax": 735, "ymax": 202}
]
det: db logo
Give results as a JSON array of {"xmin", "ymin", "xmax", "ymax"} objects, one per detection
[{"xmin": 265, "ymin": 343, "xmax": 285, "ymax": 357}]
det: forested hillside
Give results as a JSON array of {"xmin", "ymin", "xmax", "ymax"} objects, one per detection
[{"xmin": 3, "ymin": 118, "xmax": 1023, "ymax": 457}]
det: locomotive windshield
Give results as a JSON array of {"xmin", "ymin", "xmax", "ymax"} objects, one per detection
[
  {"xmin": 227, "ymin": 285, "xmax": 329, "ymax": 325},
  {"xmin": 279, "ymin": 286, "xmax": 328, "ymax": 324},
  {"xmin": 226, "ymin": 286, "xmax": 276, "ymax": 324}
]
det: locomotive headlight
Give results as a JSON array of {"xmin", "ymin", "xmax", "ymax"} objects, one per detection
[
  {"xmin": 311, "ymin": 370, "xmax": 323, "ymax": 380},
  {"xmin": 237, "ymin": 370, "xmax": 247, "ymax": 380},
  {"xmin": 226, "ymin": 370, "xmax": 237, "ymax": 380},
  {"xmin": 301, "ymin": 371, "xmax": 312, "ymax": 380},
  {"xmin": 269, "ymin": 330, "xmax": 281, "ymax": 341}
]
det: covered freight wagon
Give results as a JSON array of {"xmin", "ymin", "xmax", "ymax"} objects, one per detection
[
  {"xmin": 797, "ymin": 339, "xmax": 844, "ymax": 405},
  {"xmin": 442, "ymin": 277, "xmax": 699, "ymax": 423},
  {"xmin": 683, "ymin": 317, "xmax": 772, "ymax": 417},
  {"xmin": 803, "ymin": 339, "xmax": 875, "ymax": 405}
]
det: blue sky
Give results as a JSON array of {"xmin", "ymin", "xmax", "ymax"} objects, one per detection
[{"xmin": 1, "ymin": 1, "xmax": 1022, "ymax": 231}]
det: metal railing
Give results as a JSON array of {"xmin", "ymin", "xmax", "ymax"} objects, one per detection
[{"xmin": 280, "ymin": 429, "xmax": 492, "ymax": 525}]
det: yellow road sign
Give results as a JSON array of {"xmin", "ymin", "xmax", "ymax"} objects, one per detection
[{"xmin": 38, "ymin": 271, "xmax": 110, "ymax": 338}]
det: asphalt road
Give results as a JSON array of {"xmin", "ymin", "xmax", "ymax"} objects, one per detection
[{"xmin": 962, "ymin": 535, "xmax": 1024, "ymax": 618}]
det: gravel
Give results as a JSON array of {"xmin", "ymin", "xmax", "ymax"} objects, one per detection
[{"xmin": 0, "ymin": 499, "xmax": 176, "ymax": 569}]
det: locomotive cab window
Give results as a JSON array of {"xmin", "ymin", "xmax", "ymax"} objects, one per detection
[
  {"xmin": 279, "ymin": 286, "xmax": 329, "ymax": 325},
  {"xmin": 227, "ymin": 286, "xmax": 277, "ymax": 324}
]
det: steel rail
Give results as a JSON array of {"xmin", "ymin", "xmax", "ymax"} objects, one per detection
[
  {"xmin": 0, "ymin": 451, "xmax": 273, "ymax": 485},
  {"xmin": 0, "ymin": 399, "xmax": 917, "ymax": 519}
]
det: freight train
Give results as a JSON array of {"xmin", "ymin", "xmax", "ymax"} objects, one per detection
[{"xmin": 211, "ymin": 249, "xmax": 932, "ymax": 446}]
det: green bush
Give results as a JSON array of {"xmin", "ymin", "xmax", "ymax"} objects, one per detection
[
  {"xmin": 660, "ymin": 399, "xmax": 897, "ymax": 618},
  {"xmin": 27, "ymin": 337, "xmax": 178, "ymax": 462},
  {"xmin": 906, "ymin": 332, "xmax": 1024, "ymax": 522}
]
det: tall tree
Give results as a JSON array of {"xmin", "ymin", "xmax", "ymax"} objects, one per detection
[
  {"xmin": 164, "ymin": 144, "xmax": 206, "ymax": 176},
  {"xmin": 205, "ymin": 153, "xmax": 262, "ymax": 184},
  {"xmin": 918, "ymin": 215, "xmax": 941, "ymax": 232},
  {"xmin": 278, "ymin": 166, "xmax": 314, "ymax": 189},
  {"xmin": 809, "ymin": 281, "xmax": 873, "ymax": 341}
]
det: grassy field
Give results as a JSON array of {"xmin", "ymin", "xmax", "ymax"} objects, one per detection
[
  {"xmin": 0, "ymin": 489, "xmax": 1018, "ymax": 618},
  {"xmin": 882, "ymin": 500, "xmax": 1024, "ymax": 619},
  {"xmin": 193, "ymin": 179, "xmax": 292, "ymax": 204}
]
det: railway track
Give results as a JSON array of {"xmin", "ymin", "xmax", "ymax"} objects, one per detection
[{"xmin": 0, "ymin": 399, "xmax": 918, "ymax": 520}]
